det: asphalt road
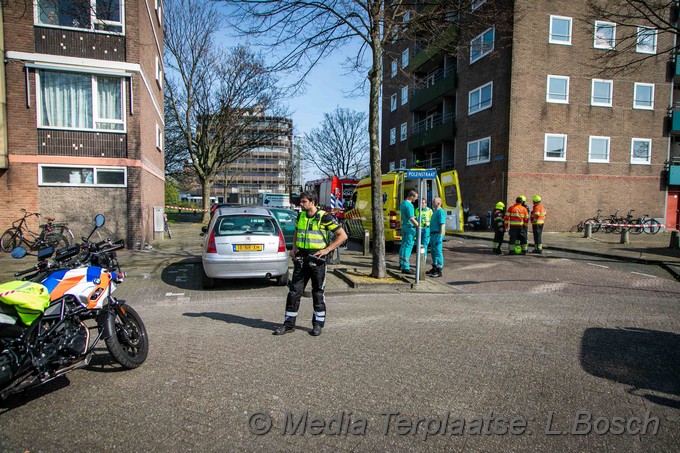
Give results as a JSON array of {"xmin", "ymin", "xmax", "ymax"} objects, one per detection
[{"xmin": 0, "ymin": 235, "xmax": 679, "ymax": 452}]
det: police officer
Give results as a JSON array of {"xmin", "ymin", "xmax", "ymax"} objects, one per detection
[
  {"xmin": 491, "ymin": 201, "xmax": 505, "ymax": 255},
  {"xmin": 415, "ymin": 198, "xmax": 433, "ymax": 266},
  {"xmin": 504, "ymin": 196, "xmax": 529, "ymax": 255},
  {"xmin": 274, "ymin": 191, "xmax": 347, "ymax": 337},
  {"xmin": 530, "ymin": 195, "xmax": 547, "ymax": 254},
  {"xmin": 399, "ymin": 190, "xmax": 419, "ymax": 274}
]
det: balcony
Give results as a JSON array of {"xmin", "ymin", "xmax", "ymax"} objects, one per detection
[
  {"xmin": 675, "ymin": 57, "xmax": 680, "ymax": 82},
  {"xmin": 408, "ymin": 113, "xmax": 455, "ymax": 150},
  {"xmin": 672, "ymin": 109, "xmax": 680, "ymax": 135},
  {"xmin": 409, "ymin": 24, "xmax": 458, "ymax": 71},
  {"xmin": 410, "ymin": 66, "xmax": 456, "ymax": 111}
]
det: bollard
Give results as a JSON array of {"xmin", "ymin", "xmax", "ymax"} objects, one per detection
[
  {"xmin": 670, "ymin": 230, "xmax": 680, "ymax": 249},
  {"xmin": 620, "ymin": 228, "xmax": 630, "ymax": 244},
  {"xmin": 363, "ymin": 230, "xmax": 370, "ymax": 256},
  {"xmin": 584, "ymin": 223, "xmax": 593, "ymax": 239},
  {"xmin": 419, "ymin": 246, "xmax": 427, "ymax": 280}
]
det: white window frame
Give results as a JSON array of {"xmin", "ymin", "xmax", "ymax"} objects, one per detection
[
  {"xmin": 633, "ymin": 82, "xmax": 654, "ymax": 110},
  {"xmin": 549, "ymin": 15, "xmax": 572, "ymax": 45},
  {"xmin": 594, "ymin": 21, "xmax": 616, "ymax": 50},
  {"xmin": 546, "ymin": 75, "xmax": 570, "ymax": 104},
  {"xmin": 591, "ymin": 79, "xmax": 613, "ymax": 107},
  {"xmin": 468, "ymin": 81, "xmax": 493, "ymax": 115},
  {"xmin": 401, "ymin": 86, "xmax": 408, "ymax": 105},
  {"xmin": 544, "ymin": 134, "xmax": 567, "ymax": 162},
  {"xmin": 34, "ymin": 0, "xmax": 125, "ymax": 34},
  {"xmin": 400, "ymin": 122, "xmax": 408, "ymax": 141},
  {"xmin": 631, "ymin": 138, "xmax": 652, "ymax": 165},
  {"xmin": 636, "ymin": 27, "xmax": 657, "ymax": 54},
  {"xmin": 399, "ymin": 158, "xmax": 407, "ymax": 169},
  {"xmin": 402, "ymin": 48, "xmax": 409, "ymax": 68},
  {"xmin": 589, "ymin": 136, "xmax": 610, "ymax": 163},
  {"xmin": 470, "ymin": 27, "xmax": 494, "ymax": 63},
  {"xmin": 155, "ymin": 55, "xmax": 163, "ymax": 89},
  {"xmin": 389, "ymin": 128, "xmax": 396, "ymax": 145},
  {"xmin": 37, "ymin": 70, "xmax": 127, "ymax": 133},
  {"xmin": 466, "ymin": 137, "xmax": 491, "ymax": 165},
  {"xmin": 38, "ymin": 164, "xmax": 127, "ymax": 187},
  {"xmin": 389, "ymin": 161, "xmax": 396, "ymax": 171},
  {"xmin": 391, "ymin": 60, "xmax": 397, "ymax": 78},
  {"xmin": 156, "ymin": 123, "xmax": 163, "ymax": 151},
  {"xmin": 471, "ymin": 0, "xmax": 486, "ymax": 11},
  {"xmin": 390, "ymin": 94, "xmax": 397, "ymax": 112},
  {"xmin": 155, "ymin": 0, "xmax": 163, "ymax": 25}
]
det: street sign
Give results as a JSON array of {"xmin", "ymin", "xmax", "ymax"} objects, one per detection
[{"xmin": 406, "ymin": 169, "xmax": 437, "ymax": 179}]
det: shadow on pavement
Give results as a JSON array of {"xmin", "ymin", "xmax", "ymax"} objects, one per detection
[
  {"xmin": 183, "ymin": 312, "xmax": 283, "ymax": 331},
  {"xmin": 580, "ymin": 327, "xmax": 680, "ymax": 409},
  {"xmin": 608, "ymin": 246, "xmax": 680, "ymax": 259},
  {"xmin": 161, "ymin": 259, "xmax": 201, "ymax": 290},
  {"xmin": 0, "ymin": 376, "xmax": 71, "ymax": 413}
]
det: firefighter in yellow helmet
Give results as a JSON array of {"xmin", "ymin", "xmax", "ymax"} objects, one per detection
[
  {"xmin": 530, "ymin": 195, "xmax": 547, "ymax": 254},
  {"xmin": 491, "ymin": 201, "xmax": 505, "ymax": 255},
  {"xmin": 504, "ymin": 196, "xmax": 529, "ymax": 255}
]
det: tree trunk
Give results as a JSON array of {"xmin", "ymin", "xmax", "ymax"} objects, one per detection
[
  {"xmin": 368, "ymin": 43, "xmax": 385, "ymax": 279},
  {"xmin": 201, "ymin": 177, "xmax": 212, "ymax": 224}
]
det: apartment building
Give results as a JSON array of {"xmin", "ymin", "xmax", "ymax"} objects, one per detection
[
  {"xmin": 0, "ymin": 0, "xmax": 165, "ymax": 246},
  {"xmin": 383, "ymin": 0, "xmax": 676, "ymax": 231}
]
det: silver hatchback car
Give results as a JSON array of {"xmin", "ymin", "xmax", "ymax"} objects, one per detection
[{"xmin": 201, "ymin": 207, "xmax": 290, "ymax": 289}]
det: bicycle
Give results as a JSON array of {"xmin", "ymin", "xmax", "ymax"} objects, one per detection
[
  {"xmin": 579, "ymin": 209, "xmax": 605, "ymax": 233},
  {"xmin": 0, "ymin": 209, "xmax": 70, "ymax": 252},
  {"xmin": 638, "ymin": 214, "xmax": 662, "ymax": 234}
]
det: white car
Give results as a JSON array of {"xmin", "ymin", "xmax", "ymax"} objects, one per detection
[{"xmin": 201, "ymin": 207, "xmax": 290, "ymax": 289}]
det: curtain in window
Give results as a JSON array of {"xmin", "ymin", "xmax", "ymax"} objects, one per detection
[
  {"xmin": 97, "ymin": 76, "xmax": 123, "ymax": 130},
  {"xmin": 40, "ymin": 71, "xmax": 92, "ymax": 129}
]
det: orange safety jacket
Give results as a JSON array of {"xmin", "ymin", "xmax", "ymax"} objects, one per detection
[
  {"xmin": 530, "ymin": 203, "xmax": 547, "ymax": 225},
  {"xmin": 504, "ymin": 203, "xmax": 529, "ymax": 229}
]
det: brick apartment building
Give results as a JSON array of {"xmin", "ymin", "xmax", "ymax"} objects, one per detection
[
  {"xmin": 0, "ymin": 0, "xmax": 165, "ymax": 247},
  {"xmin": 383, "ymin": 0, "xmax": 679, "ymax": 231}
]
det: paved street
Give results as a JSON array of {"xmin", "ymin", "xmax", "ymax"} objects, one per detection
[{"xmin": 0, "ymin": 223, "xmax": 679, "ymax": 451}]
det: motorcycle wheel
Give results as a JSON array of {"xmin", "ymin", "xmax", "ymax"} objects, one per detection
[
  {"xmin": 105, "ymin": 305, "xmax": 149, "ymax": 369},
  {"xmin": 0, "ymin": 228, "xmax": 21, "ymax": 253}
]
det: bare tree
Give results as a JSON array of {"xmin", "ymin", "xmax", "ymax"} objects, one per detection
[
  {"xmin": 305, "ymin": 108, "xmax": 369, "ymax": 179},
  {"xmin": 164, "ymin": 0, "xmax": 286, "ymax": 222},
  {"xmin": 584, "ymin": 0, "xmax": 677, "ymax": 74}
]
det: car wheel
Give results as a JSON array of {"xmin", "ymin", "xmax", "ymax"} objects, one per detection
[
  {"xmin": 201, "ymin": 266, "xmax": 215, "ymax": 289},
  {"xmin": 275, "ymin": 270, "xmax": 289, "ymax": 286}
]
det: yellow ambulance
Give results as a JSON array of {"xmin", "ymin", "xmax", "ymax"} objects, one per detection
[{"xmin": 343, "ymin": 169, "xmax": 463, "ymax": 242}]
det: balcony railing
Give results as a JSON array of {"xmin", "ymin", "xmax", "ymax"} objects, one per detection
[
  {"xmin": 409, "ymin": 112, "xmax": 456, "ymax": 150},
  {"xmin": 409, "ymin": 24, "xmax": 458, "ymax": 71},
  {"xmin": 410, "ymin": 66, "xmax": 456, "ymax": 111}
]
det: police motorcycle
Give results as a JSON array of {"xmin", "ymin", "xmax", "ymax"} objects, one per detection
[
  {"xmin": 463, "ymin": 204, "xmax": 484, "ymax": 231},
  {"xmin": 0, "ymin": 214, "xmax": 148, "ymax": 399}
]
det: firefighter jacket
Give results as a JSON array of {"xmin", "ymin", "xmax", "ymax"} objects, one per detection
[
  {"xmin": 504, "ymin": 203, "xmax": 529, "ymax": 229},
  {"xmin": 492, "ymin": 209, "xmax": 505, "ymax": 232},
  {"xmin": 530, "ymin": 203, "xmax": 547, "ymax": 225},
  {"xmin": 415, "ymin": 207, "xmax": 433, "ymax": 228},
  {"xmin": 295, "ymin": 209, "xmax": 341, "ymax": 251}
]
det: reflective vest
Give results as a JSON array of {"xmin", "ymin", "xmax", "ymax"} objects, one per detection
[
  {"xmin": 295, "ymin": 209, "xmax": 338, "ymax": 250},
  {"xmin": 504, "ymin": 203, "xmax": 529, "ymax": 228},
  {"xmin": 415, "ymin": 207, "xmax": 433, "ymax": 227},
  {"xmin": 531, "ymin": 203, "xmax": 546, "ymax": 225},
  {"xmin": 492, "ymin": 209, "xmax": 505, "ymax": 232}
]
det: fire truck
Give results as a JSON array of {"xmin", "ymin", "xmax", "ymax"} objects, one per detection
[{"xmin": 304, "ymin": 176, "xmax": 358, "ymax": 217}]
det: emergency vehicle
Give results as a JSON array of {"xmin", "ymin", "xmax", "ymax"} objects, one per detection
[
  {"xmin": 343, "ymin": 169, "xmax": 463, "ymax": 242},
  {"xmin": 304, "ymin": 176, "xmax": 358, "ymax": 213}
]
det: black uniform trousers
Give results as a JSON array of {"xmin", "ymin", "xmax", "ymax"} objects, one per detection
[
  {"xmin": 284, "ymin": 252, "xmax": 327, "ymax": 328},
  {"xmin": 507, "ymin": 226, "xmax": 528, "ymax": 254},
  {"xmin": 532, "ymin": 224, "xmax": 544, "ymax": 250},
  {"xmin": 492, "ymin": 230, "xmax": 504, "ymax": 251}
]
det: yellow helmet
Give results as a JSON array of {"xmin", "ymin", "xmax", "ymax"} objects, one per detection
[
  {"xmin": 495, "ymin": 202, "xmax": 505, "ymax": 210},
  {"xmin": 519, "ymin": 195, "xmax": 527, "ymax": 202},
  {"xmin": 533, "ymin": 195, "xmax": 542, "ymax": 203}
]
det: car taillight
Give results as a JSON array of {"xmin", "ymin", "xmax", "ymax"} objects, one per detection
[
  {"xmin": 207, "ymin": 228, "xmax": 217, "ymax": 253},
  {"xmin": 277, "ymin": 230, "xmax": 287, "ymax": 253},
  {"xmin": 389, "ymin": 211, "xmax": 399, "ymax": 229}
]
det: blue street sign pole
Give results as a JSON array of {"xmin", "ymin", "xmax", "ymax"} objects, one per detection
[{"xmin": 406, "ymin": 169, "xmax": 436, "ymax": 285}]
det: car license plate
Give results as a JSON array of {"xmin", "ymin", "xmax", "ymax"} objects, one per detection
[{"xmin": 234, "ymin": 244, "xmax": 263, "ymax": 252}]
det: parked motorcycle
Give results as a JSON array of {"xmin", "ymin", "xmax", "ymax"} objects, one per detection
[
  {"xmin": 0, "ymin": 214, "xmax": 148, "ymax": 399},
  {"xmin": 463, "ymin": 205, "xmax": 484, "ymax": 231}
]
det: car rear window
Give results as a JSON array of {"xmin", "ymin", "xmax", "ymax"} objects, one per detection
[
  {"xmin": 274, "ymin": 211, "xmax": 297, "ymax": 226},
  {"xmin": 214, "ymin": 215, "xmax": 279, "ymax": 237}
]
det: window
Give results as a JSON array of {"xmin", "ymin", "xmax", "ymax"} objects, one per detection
[
  {"xmin": 467, "ymin": 137, "xmax": 491, "ymax": 165},
  {"xmin": 38, "ymin": 70, "xmax": 125, "ymax": 131},
  {"xmin": 637, "ymin": 27, "xmax": 657, "ymax": 54},
  {"xmin": 594, "ymin": 21, "xmax": 616, "ymax": 49},
  {"xmin": 389, "ymin": 161, "xmax": 396, "ymax": 171},
  {"xmin": 402, "ymin": 48, "xmax": 409, "ymax": 68},
  {"xmin": 401, "ymin": 86, "xmax": 408, "ymax": 105},
  {"xmin": 631, "ymin": 138, "xmax": 651, "ymax": 164},
  {"xmin": 156, "ymin": 124, "xmax": 163, "ymax": 151},
  {"xmin": 389, "ymin": 128, "xmax": 396, "ymax": 145},
  {"xmin": 399, "ymin": 158, "xmax": 407, "ymax": 169},
  {"xmin": 544, "ymin": 134, "xmax": 567, "ymax": 161},
  {"xmin": 155, "ymin": 56, "xmax": 163, "ymax": 89},
  {"xmin": 591, "ymin": 79, "xmax": 613, "ymax": 107},
  {"xmin": 403, "ymin": 11, "xmax": 410, "ymax": 23},
  {"xmin": 633, "ymin": 83, "xmax": 654, "ymax": 109},
  {"xmin": 391, "ymin": 60, "xmax": 397, "ymax": 78},
  {"xmin": 36, "ymin": 0, "xmax": 124, "ymax": 33},
  {"xmin": 400, "ymin": 122, "xmax": 408, "ymax": 141},
  {"xmin": 390, "ymin": 94, "xmax": 397, "ymax": 112},
  {"xmin": 589, "ymin": 136, "xmax": 610, "ymax": 163},
  {"xmin": 39, "ymin": 165, "xmax": 127, "ymax": 187},
  {"xmin": 546, "ymin": 75, "xmax": 569, "ymax": 103},
  {"xmin": 468, "ymin": 81, "xmax": 493, "ymax": 115},
  {"xmin": 155, "ymin": 0, "xmax": 163, "ymax": 25},
  {"xmin": 471, "ymin": 0, "xmax": 486, "ymax": 11},
  {"xmin": 470, "ymin": 28, "xmax": 494, "ymax": 63},
  {"xmin": 549, "ymin": 15, "xmax": 572, "ymax": 45}
]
